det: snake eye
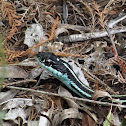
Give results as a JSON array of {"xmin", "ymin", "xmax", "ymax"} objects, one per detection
[
  {"xmin": 44, "ymin": 59, "xmax": 53, "ymax": 66},
  {"xmin": 46, "ymin": 59, "xmax": 52, "ymax": 63}
]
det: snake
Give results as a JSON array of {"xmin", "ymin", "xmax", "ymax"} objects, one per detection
[{"xmin": 36, "ymin": 52, "xmax": 126, "ymax": 104}]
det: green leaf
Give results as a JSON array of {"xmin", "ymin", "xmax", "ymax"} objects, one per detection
[
  {"xmin": 121, "ymin": 116, "xmax": 126, "ymax": 126},
  {"xmin": 103, "ymin": 108, "xmax": 112, "ymax": 126}
]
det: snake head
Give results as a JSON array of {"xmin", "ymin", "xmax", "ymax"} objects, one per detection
[
  {"xmin": 36, "ymin": 52, "xmax": 68, "ymax": 74},
  {"xmin": 36, "ymin": 52, "xmax": 60, "ymax": 66}
]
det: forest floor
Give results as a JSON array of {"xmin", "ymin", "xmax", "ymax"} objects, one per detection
[{"xmin": 0, "ymin": 0, "xmax": 126, "ymax": 126}]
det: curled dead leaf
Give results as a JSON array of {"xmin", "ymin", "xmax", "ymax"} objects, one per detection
[
  {"xmin": 92, "ymin": 90, "xmax": 112, "ymax": 101},
  {"xmin": 58, "ymin": 87, "xmax": 79, "ymax": 108},
  {"xmin": 55, "ymin": 27, "xmax": 69, "ymax": 39},
  {"xmin": 53, "ymin": 108, "xmax": 82, "ymax": 126}
]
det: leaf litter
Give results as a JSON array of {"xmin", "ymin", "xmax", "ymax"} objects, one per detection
[{"xmin": 0, "ymin": 0, "xmax": 126, "ymax": 125}]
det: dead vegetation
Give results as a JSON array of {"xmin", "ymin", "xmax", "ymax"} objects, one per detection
[{"xmin": 0, "ymin": 0, "xmax": 126, "ymax": 125}]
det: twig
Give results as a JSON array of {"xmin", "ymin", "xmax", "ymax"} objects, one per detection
[
  {"xmin": 58, "ymin": 26, "xmax": 126, "ymax": 42},
  {"xmin": 3, "ymin": 79, "xmax": 37, "ymax": 87},
  {"xmin": 105, "ymin": 23, "xmax": 126, "ymax": 75},
  {"xmin": 0, "ymin": 98, "xmax": 44, "ymax": 106},
  {"xmin": 108, "ymin": 13, "xmax": 126, "ymax": 28},
  {"xmin": 20, "ymin": 6, "xmax": 30, "ymax": 22},
  {"xmin": 105, "ymin": 25, "xmax": 118, "ymax": 56},
  {"xmin": 63, "ymin": 0, "xmax": 68, "ymax": 24},
  {"xmin": 59, "ymin": 24, "xmax": 91, "ymax": 32},
  {"xmin": 82, "ymin": 67, "xmax": 116, "ymax": 94},
  {"xmin": 6, "ymin": 86, "xmax": 126, "ymax": 108},
  {"xmin": 78, "ymin": 0, "xmax": 95, "ymax": 30},
  {"xmin": 68, "ymin": 1, "xmax": 87, "ymax": 21},
  {"xmin": 54, "ymin": 52, "xmax": 87, "ymax": 58}
]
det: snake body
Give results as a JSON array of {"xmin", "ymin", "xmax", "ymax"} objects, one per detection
[{"xmin": 36, "ymin": 52, "xmax": 126, "ymax": 104}]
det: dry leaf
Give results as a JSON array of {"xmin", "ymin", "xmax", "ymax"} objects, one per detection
[
  {"xmin": 53, "ymin": 108, "xmax": 82, "ymax": 126},
  {"xmin": 0, "ymin": 90, "xmax": 18, "ymax": 106},
  {"xmin": 82, "ymin": 113, "xmax": 96, "ymax": 126},
  {"xmin": 0, "ymin": 65, "xmax": 28, "ymax": 78},
  {"xmin": 24, "ymin": 24, "xmax": 47, "ymax": 52},
  {"xmin": 92, "ymin": 90, "xmax": 111, "ymax": 101},
  {"xmin": 4, "ymin": 108, "xmax": 27, "ymax": 124},
  {"xmin": 58, "ymin": 87, "xmax": 79, "ymax": 108}
]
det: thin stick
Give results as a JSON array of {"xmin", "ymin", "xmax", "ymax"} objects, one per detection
[
  {"xmin": 58, "ymin": 26, "xmax": 126, "ymax": 43},
  {"xmin": 3, "ymin": 79, "xmax": 37, "ymax": 87},
  {"xmin": 82, "ymin": 67, "xmax": 116, "ymax": 94},
  {"xmin": 6, "ymin": 86, "xmax": 126, "ymax": 108},
  {"xmin": 105, "ymin": 25, "xmax": 118, "ymax": 56},
  {"xmin": 108, "ymin": 13, "xmax": 126, "ymax": 28}
]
